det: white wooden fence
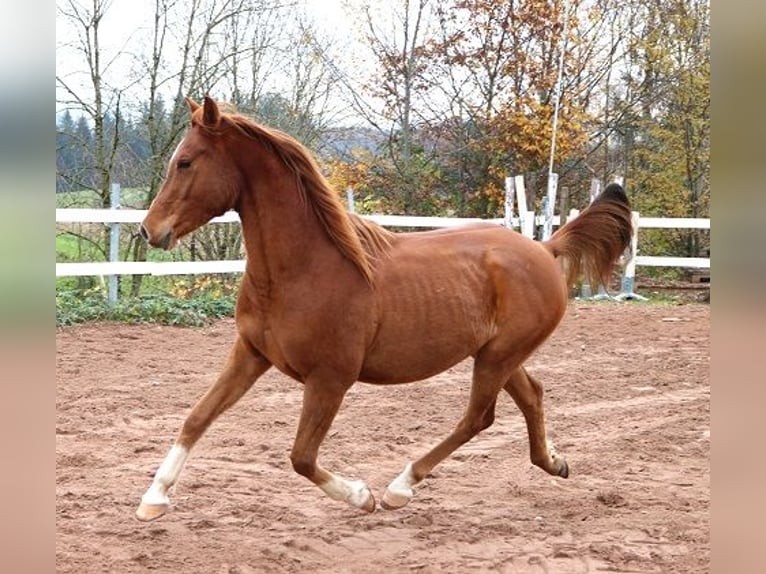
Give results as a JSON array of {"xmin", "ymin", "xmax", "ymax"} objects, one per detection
[{"xmin": 56, "ymin": 208, "xmax": 710, "ymax": 294}]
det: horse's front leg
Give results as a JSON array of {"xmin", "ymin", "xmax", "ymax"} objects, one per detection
[
  {"xmin": 290, "ymin": 376, "xmax": 375, "ymax": 513},
  {"xmin": 136, "ymin": 336, "xmax": 271, "ymax": 521}
]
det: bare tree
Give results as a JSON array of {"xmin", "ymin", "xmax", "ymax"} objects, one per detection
[
  {"xmin": 124, "ymin": 0, "xmax": 285, "ymax": 294},
  {"xmin": 602, "ymin": 0, "xmax": 710, "ymax": 256},
  {"xmin": 352, "ymin": 0, "xmax": 439, "ymax": 212},
  {"xmin": 57, "ymin": 0, "xmax": 120, "ymax": 207},
  {"xmin": 57, "ymin": 0, "xmax": 134, "ymax": 271}
]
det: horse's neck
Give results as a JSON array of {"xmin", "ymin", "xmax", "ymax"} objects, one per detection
[{"xmin": 236, "ymin": 166, "xmax": 337, "ymax": 285}]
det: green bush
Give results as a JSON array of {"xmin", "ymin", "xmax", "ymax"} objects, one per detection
[{"xmin": 56, "ymin": 286, "xmax": 236, "ymax": 327}]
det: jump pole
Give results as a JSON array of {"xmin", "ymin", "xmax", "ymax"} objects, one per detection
[
  {"xmin": 542, "ymin": 173, "xmax": 558, "ymax": 241},
  {"xmin": 614, "ymin": 210, "xmax": 648, "ymax": 301},
  {"xmin": 543, "ymin": 0, "xmax": 568, "ymax": 242}
]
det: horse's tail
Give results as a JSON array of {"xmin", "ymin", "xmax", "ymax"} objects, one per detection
[{"xmin": 543, "ymin": 183, "xmax": 633, "ymax": 288}]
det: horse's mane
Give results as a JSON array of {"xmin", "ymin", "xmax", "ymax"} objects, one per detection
[{"xmin": 211, "ymin": 113, "xmax": 394, "ymax": 284}]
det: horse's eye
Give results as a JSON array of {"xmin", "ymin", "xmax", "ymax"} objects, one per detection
[{"xmin": 177, "ymin": 159, "xmax": 192, "ymax": 170}]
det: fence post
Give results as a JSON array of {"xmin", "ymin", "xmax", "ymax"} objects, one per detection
[
  {"xmin": 589, "ymin": 178, "xmax": 601, "ymax": 204},
  {"xmin": 108, "ymin": 183, "xmax": 121, "ymax": 305},
  {"xmin": 615, "ymin": 211, "xmax": 648, "ymax": 301},
  {"xmin": 558, "ymin": 185, "xmax": 569, "ymax": 224},
  {"xmin": 563, "ymin": 208, "xmax": 594, "ymax": 298},
  {"xmin": 514, "ymin": 175, "xmax": 527, "ymax": 213},
  {"xmin": 504, "ymin": 176, "xmax": 515, "ymax": 229},
  {"xmin": 514, "ymin": 175, "xmax": 528, "ymax": 236},
  {"xmin": 346, "ymin": 186, "xmax": 355, "ymax": 213},
  {"xmin": 584, "ymin": 177, "xmax": 626, "ymax": 300},
  {"xmin": 579, "ymin": 179, "xmax": 607, "ymax": 299},
  {"xmin": 521, "ymin": 211, "xmax": 535, "ymax": 238}
]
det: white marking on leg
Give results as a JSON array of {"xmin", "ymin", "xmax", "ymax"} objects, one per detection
[
  {"xmin": 546, "ymin": 438, "xmax": 562, "ymax": 462},
  {"xmin": 320, "ymin": 474, "xmax": 373, "ymax": 510},
  {"xmin": 383, "ymin": 462, "xmax": 417, "ymax": 508},
  {"xmin": 545, "ymin": 438, "xmax": 564, "ymax": 466},
  {"xmin": 140, "ymin": 444, "xmax": 189, "ymax": 507}
]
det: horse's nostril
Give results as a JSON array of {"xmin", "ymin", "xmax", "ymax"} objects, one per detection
[
  {"xmin": 139, "ymin": 224, "xmax": 149, "ymax": 242},
  {"xmin": 159, "ymin": 231, "xmax": 173, "ymax": 250}
]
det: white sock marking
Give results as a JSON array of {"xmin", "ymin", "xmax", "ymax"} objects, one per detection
[
  {"xmin": 141, "ymin": 444, "xmax": 189, "ymax": 506},
  {"xmin": 320, "ymin": 475, "xmax": 371, "ymax": 509},
  {"xmin": 383, "ymin": 462, "xmax": 417, "ymax": 507},
  {"xmin": 546, "ymin": 438, "xmax": 559, "ymax": 460}
]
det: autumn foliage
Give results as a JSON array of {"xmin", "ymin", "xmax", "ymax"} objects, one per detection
[{"xmin": 327, "ymin": 0, "xmax": 708, "ymax": 260}]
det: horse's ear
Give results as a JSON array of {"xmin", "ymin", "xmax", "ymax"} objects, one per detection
[
  {"xmin": 202, "ymin": 96, "xmax": 220, "ymax": 127},
  {"xmin": 186, "ymin": 97, "xmax": 201, "ymax": 114}
]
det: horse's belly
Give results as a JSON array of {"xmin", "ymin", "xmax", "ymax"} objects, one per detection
[
  {"xmin": 358, "ymin": 319, "xmax": 489, "ymax": 384},
  {"xmin": 358, "ymin": 262, "xmax": 499, "ymax": 383},
  {"xmin": 358, "ymin": 352, "xmax": 470, "ymax": 384}
]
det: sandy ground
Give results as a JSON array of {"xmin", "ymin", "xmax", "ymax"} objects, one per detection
[{"xmin": 56, "ymin": 302, "xmax": 709, "ymax": 573}]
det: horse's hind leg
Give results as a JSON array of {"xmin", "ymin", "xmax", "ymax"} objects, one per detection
[
  {"xmin": 136, "ymin": 336, "xmax": 271, "ymax": 521},
  {"xmin": 289, "ymin": 377, "xmax": 375, "ymax": 513},
  {"xmin": 504, "ymin": 365, "xmax": 569, "ymax": 478},
  {"xmin": 382, "ymin": 358, "xmax": 506, "ymax": 509}
]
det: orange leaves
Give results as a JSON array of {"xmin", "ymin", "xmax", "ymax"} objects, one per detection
[
  {"xmin": 425, "ymin": 0, "xmax": 592, "ymax": 191},
  {"xmin": 324, "ymin": 155, "xmax": 372, "ymax": 194},
  {"xmin": 486, "ymin": 94, "xmax": 590, "ymax": 173}
]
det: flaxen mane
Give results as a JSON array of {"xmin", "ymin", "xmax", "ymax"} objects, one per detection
[{"xmin": 213, "ymin": 113, "xmax": 393, "ymax": 284}]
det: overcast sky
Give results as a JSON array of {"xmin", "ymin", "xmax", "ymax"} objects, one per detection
[{"xmin": 56, "ymin": 0, "xmax": 355, "ymax": 115}]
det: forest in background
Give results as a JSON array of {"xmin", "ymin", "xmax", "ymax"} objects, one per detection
[{"xmin": 56, "ymin": 0, "xmax": 709, "ymax": 282}]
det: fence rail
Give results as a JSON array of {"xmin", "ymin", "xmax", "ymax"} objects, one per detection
[{"xmin": 56, "ymin": 208, "xmax": 711, "ymax": 299}]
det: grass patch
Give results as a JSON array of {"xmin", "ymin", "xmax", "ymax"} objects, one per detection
[{"xmin": 56, "ymin": 231, "xmax": 106, "ymax": 261}]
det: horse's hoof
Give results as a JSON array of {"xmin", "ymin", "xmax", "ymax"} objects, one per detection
[
  {"xmin": 557, "ymin": 459, "xmax": 569, "ymax": 479},
  {"xmin": 136, "ymin": 502, "xmax": 168, "ymax": 521},
  {"xmin": 380, "ymin": 487, "xmax": 412, "ymax": 510},
  {"xmin": 382, "ymin": 462, "xmax": 417, "ymax": 509},
  {"xmin": 360, "ymin": 490, "xmax": 376, "ymax": 513},
  {"xmin": 347, "ymin": 480, "xmax": 376, "ymax": 513}
]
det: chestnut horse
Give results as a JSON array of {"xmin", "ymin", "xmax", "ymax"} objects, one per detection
[{"xmin": 136, "ymin": 96, "xmax": 632, "ymax": 521}]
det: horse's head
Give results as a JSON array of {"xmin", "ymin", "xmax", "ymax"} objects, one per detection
[{"xmin": 140, "ymin": 97, "xmax": 240, "ymax": 250}]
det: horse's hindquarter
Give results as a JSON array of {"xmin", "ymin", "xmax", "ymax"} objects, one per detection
[{"xmin": 359, "ymin": 226, "xmax": 567, "ymax": 384}]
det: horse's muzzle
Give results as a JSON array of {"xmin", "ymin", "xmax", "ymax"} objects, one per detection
[{"xmin": 140, "ymin": 223, "xmax": 173, "ymax": 250}]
